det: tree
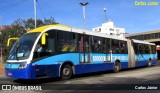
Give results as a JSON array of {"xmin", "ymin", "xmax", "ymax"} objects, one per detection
[
  {"xmin": 12, "ymin": 17, "xmax": 58, "ymax": 31},
  {"xmin": 44, "ymin": 17, "xmax": 57, "ymax": 25},
  {"xmin": 0, "ymin": 25, "xmax": 25, "ymax": 62},
  {"xmin": 0, "ymin": 17, "xmax": 57, "ymax": 62}
]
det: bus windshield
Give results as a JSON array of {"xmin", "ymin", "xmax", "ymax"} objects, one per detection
[{"xmin": 8, "ymin": 32, "xmax": 40, "ymax": 60}]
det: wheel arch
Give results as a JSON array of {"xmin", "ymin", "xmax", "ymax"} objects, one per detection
[
  {"xmin": 115, "ymin": 59, "xmax": 121, "ymax": 64},
  {"xmin": 115, "ymin": 59, "xmax": 121, "ymax": 67},
  {"xmin": 113, "ymin": 59, "xmax": 121, "ymax": 72}
]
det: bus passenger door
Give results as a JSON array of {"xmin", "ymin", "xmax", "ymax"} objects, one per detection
[{"xmin": 78, "ymin": 34, "xmax": 91, "ymax": 63}]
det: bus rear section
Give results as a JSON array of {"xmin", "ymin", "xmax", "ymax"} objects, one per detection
[{"xmin": 127, "ymin": 39, "xmax": 158, "ymax": 68}]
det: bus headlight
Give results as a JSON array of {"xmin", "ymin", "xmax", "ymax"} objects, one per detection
[
  {"xmin": 19, "ymin": 62, "xmax": 27, "ymax": 69},
  {"xmin": 6, "ymin": 61, "xmax": 27, "ymax": 69},
  {"xmin": 19, "ymin": 65, "xmax": 26, "ymax": 69}
]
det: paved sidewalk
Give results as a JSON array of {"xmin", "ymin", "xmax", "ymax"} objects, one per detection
[
  {"xmin": 0, "ymin": 68, "xmax": 4, "ymax": 75},
  {"xmin": 0, "ymin": 61, "xmax": 5, "ymax": 75}
]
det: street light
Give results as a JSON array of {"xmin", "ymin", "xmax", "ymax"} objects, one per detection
[
  {"xmin": 79, "ymin": 2, "xmax": 89, "ymax": 63},
  {"xmin": 79, "ymin": 2, "xmax": 89, "ymax": 30},
  {"xmin": 103, "ymin": 8, "xmax": 107, "ymax": 22}
]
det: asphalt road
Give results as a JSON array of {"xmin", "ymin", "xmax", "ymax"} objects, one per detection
[{"xmin": 0, "ymin": 61, "xmax": 160, "ymax": 93}]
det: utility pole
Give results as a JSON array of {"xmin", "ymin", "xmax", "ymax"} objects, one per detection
[{"xmin": 34, "ymin": 0, "xmax": 37, "ymax": 28}]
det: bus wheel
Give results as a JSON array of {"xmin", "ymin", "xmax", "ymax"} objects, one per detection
[
  {"xmin": 61, "ymin": 64, "xmax": 73, "ymax": 80},
  {"xmin": 114, "ymin": 62, "xmax": 120, "ymax": 73},
  {"xmin": 148, "ymin": 60, "xmax": 152, "ymax": 67}
]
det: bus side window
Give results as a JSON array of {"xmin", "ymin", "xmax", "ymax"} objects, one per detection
[
  {"xmin": 102, "ymin": 38, "xmax": 106, "ymax": 53},
  {"xmin": 151, "ymin": 45, "xmax": 156, "ymax": 54},
  {"xmin": 92, "ymin": 36, "xmax": 102, "ymax": 53},
  {"xmin": 106, "ymin": 38, "xmax": 110, "ymax": 53},
  {"xmin": 120, "ymin": 41, "xmax": 128, "ymax": 54},
  {"xmin": 134, "ymin": 43, "xmax": 139, "ymax": 54},
  {"xmin": 139, "ymin": 44, "xmax": 145, "ymax": 54},
  {"xmin": 84, "ymin": 35, "xmax": 91, "ymax": 53},
  {"xmin": 111, "ymin": 39, "xmax": 120, "ymax": 54},
  {"xmin": 149, "ymin": 45, "xmax": 152, "ymax": 54},
  {"xmin": 145, "ymin": 44, "xmax": 149, "ymax": 54},
  {"xmin": 57, "ymin": 32, "xmax": 77, "ymax": 53},
  {"xmin": 69, "ymin": 44, "xmax": 76, "ymax": 52},
  {"xmin": 61, "ymin": 43, "xmax": 69, "ymax": 52},
  {"xmin": 57, "ymin": 31, "xmax": 63, "ymax": 53},
  {"xmin": 69, "ymin": 33, "xmax": 77, "ymax": 52},
  {"xmin": 78, "ymin": 34, "xmax": 83, "ymax": 52}
]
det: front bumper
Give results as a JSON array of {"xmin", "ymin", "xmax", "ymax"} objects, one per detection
[{"xmin": 5, "ymin": 64, "xmax": 32, "ymax": 79}]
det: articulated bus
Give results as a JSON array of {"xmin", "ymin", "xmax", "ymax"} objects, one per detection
[{"xmin": 5, "ymin": 24, "xmax": 157, "ymax": 80}]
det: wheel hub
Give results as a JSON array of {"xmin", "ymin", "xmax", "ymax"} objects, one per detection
[{"xmin": 63, "ymin": 68, "xmax": 70, "ymax": 76}]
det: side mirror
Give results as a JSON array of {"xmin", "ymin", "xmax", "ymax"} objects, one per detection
[
  {"xmin": 7, "ymin": 38, "xmax": 19, "ymax": 46},
  {"xmin": 41, "ymin": 33, "xmax": 48, "ymax": 45}
]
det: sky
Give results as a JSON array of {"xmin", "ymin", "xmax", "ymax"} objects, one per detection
[{"xmin": 0, "ymin": 0, "xmax": 160, "ymax": 34}]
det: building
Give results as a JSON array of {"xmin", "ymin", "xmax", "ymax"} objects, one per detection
[
  {"xmin": 92, "ymin": 20, "xmax": 125, "ymax": 37},
  {"xmin": 125, "ymin": 30, "xmax": 160, "ymax": 43}
]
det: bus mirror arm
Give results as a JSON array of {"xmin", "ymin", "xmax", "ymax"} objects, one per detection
[
  {"xmin": 41, "ymin": 33, "xmax": 48, "ymax": 45},
  {"xmin": 7, "ymin": 38, "xmax": 19, "ymax": 46}
]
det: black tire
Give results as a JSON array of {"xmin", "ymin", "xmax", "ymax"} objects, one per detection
[
  {"xmin": 61, "ymin": 64, "xmax": 73, "ymax": 80},
  {"xmin": 114, "ymin": 62, "xmax": 121, "ymax": 73},
  {"xmin": 148, "ymin": 60, "xmax": 152, "ymax": 67}
]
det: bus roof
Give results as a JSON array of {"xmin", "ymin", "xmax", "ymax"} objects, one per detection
[
  {"xmin": 26, "ymin": 24, "xmax": 155, "ymax": 45},
  {"xmin": 132, "ymin": 39, "xmax": 155, "ymax": 45},
  {"xmin": 27, "ymin": 24, "xmax": 70, "ymax": 33},
  {"xmin": 27, "ymin": 24, "xmax": 128, "ymax": 41}
]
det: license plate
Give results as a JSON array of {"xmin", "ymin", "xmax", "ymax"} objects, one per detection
[{"xmin": 8, "ymin": 72, "xmax": 12, "ymax": 76}]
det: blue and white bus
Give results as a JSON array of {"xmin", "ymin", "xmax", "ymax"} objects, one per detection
[{"xmin": 5, "ymin": 24, "xmax": 158, "ymax": 80}]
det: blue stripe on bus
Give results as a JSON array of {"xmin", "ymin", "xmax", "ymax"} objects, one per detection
[
  {"xmin": 74, "ymin": 63, "xmax": 114, "ymax": 74},
  {"xmin": 121, "ymin": 62, "xmax": 128, "ymax": 69},
  {"xmin": 32, "ymin": 53, "xmax": 129, "ymax": 65},
  {"xmin": 152, "ymin": 59, "xmax": 158, "ymax": 65},
  {"xmin": 31, "ymin": 64, "xmax": 60, "ymax": 78},
  {"xmin": 74, "ymin": 62, "xmax": 129, "ymax": 74},
  {"xmin": 135, "ymin": 54, "xmax": 157, "ymax": 61},
  {"xmin": 33, "ymin": 53, "xmax": 155, "ymax": 68},
  {"xmin": 136, "ymin": 61, "xmax": 148, "ymax": 67},
  {"xmin": 135, "ymin": 59, "xmax": 158, "ymax": 67},
  {"xmin": 32, "ymin": 53, "xmax": 80, "ymax": 65}
]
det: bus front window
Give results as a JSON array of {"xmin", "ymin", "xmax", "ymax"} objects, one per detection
[{"xmin": 8, "ymin": 32, "xmax": 40, "ymax": 60}]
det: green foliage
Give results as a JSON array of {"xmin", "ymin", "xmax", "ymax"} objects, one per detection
[
  {"xmin": 0, "ymin": 17, "xmax": 57, "ymax": 62},
  {"xmin": 0, "ymin": 25, "xmax": 25, "ymax": 62},
  {"xmin": 12, "ymin": 17, "xmax": 58, "ymax": 31}
]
